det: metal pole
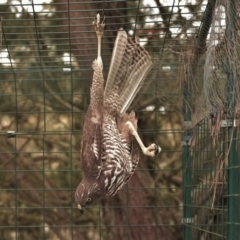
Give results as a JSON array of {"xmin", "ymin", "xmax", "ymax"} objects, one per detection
[
  {"xmin": 227, "ymin": 129, "xmax": 239, "ymax": 239},
  {"xmin": 226, "ymin": 0, "xmax": 239, "ymax": 239},
  {"xmin": 182, "ymin": 1, "xmax": 217, "ymax": 238},
  {"xmin": 182, "ymin": 133, "xmax": 192, "ymax": 240},
  {"xmin": 182, "ymin": 43, "xmax": 192, "ymax": 240}
]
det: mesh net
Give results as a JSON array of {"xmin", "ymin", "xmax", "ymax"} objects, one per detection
[
  {"xmin": 182, "ymin": 1, "xmax": 240, "ymax": 239},
  {"xmin": 1, "ymin": 0, "xmax": 239, "ymax": 239},
  {"xmin": 0, "ymin": 1, "xmax": 185, "ymax": 239},
  {"xmin": 182, "ymin": 0, "xmax": 240, "ymax": 124}
]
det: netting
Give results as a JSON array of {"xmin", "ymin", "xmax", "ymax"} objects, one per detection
[
  {"xmin": 183, "ymin": 117, "xmax": 240, "ymax": 239},
  {"xmin": 1, "ymin": 0, "xmax": 239, "ymax": 239},
  {"xmin": 182, "ymin": 0, "xmax": 240, "ymax": 124},
  {"xmin": 182, "ymin": 1, "xmax": 240, "ymax": 239},
  {"xmin": 185, "ymin": 118, "xmax": 228, "ymax": 239},
  {"xmin": 0, "ymin": 1, "xmax": 186, "ymax": 239}
]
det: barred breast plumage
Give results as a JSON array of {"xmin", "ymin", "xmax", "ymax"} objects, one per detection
[{"xmin": 101, "ymin": 117, "xmax": 138, "ymax": 197}]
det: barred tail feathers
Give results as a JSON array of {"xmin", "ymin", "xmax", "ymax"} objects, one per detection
[
  {"xmin": 119, "ymin": 54, "xmax": 152, "ymax": 114},
  {"xmin": 104, "ymin": 29, "xmax": 152, "ymax": 114},
  {"xmin": 104, "ymin": 29, "xmax": 128, "ymax": 99}
]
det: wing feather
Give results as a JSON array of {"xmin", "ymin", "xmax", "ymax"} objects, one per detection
[
  {"xmin": 104, "ymin": 29, "xmax": 128, "ymax": 98},
  {"xmin": 119, "ymin": 55, "xmax": 152, "ymax": 113},
  {"xmin": 81, "ymin": 106, "xmax": 102, "ymax": 178},
  {"xmin": 104, "ymin": 29, "xmax": 152, "ymax": 114}
]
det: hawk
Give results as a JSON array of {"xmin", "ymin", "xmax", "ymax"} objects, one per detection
[{"xmin": 75, "ymin": 14, "xmax": 161, "ymax": 213}]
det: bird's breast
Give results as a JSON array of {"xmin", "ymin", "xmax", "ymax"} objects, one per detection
[{"xmin": 100, "ymin": 119, "xmax": 132, "ymax": 196}]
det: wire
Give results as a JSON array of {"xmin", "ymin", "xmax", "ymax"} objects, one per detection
[
  {"xmin": 133, "ymin": 0, "xmax": 141, "ymax": 38},
  {"xmin": 102, "ymin": 0, "xmax": 105, "ymax": 19}
]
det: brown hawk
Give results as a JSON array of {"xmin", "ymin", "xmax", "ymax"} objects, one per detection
[{"xmin": 75, "ymin": 14, "xmax": 161, "ymax": 213}]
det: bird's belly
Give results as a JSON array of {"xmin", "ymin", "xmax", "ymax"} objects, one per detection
[{"xmin": 101, "ymin": 120, "xmax": 132, "ymax": 196}]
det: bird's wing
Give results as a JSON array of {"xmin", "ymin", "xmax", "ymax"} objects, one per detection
[
  {"xmin": 104, "ymin": 29, "xmax": 153, "ymax": 114},
  {"xmin": 81, "ymin": 106, "xmax": 102, "ymax": 179},
  {"xmin": 104, "ymin": 29, "xmax": 128, "ymax": 99}
]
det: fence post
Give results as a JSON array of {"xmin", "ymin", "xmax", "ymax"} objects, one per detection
[
  {"xmin": 182, "ymin": 130, "xmax": 192, "ymax": 240},
  {"xmin": 225, "ymin": 0, "xmax": 239, "ymax": 239},
  {"xmin": 182, "ymin": 65, "xmax": 192, "ymax": 239},
  {"xmin": 227, "ymin": 127, "xmax": 239, "ymax": 239},
  {"xmin": 182, "ymin": 2, "xmax": 218, "ymax": 238}
]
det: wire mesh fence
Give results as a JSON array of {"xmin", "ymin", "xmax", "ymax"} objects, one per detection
[
  {"xmin": 1, "ymin": 0, "xmax": 239, "ymax": 239},
  {"xmin": 0, "ymin": 0, "xmax": 187, "ymax": 239},
  {"xmin": 183, "ymin": 116, "xmax": 240, "ymax": 240},
  {"xmin": 183, "ymin": 118, "xmax": 227, "ymax": 239},
  {"xmin": 182, "ymin": 0, "xmax": 240, "ymax": 239}
]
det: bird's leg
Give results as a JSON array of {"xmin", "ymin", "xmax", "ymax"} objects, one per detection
[
  {"xmin": 125, "ymin": 121, "xmax": 161, "ymax": 157},
  {"xmin": 93, "ymin": 14, "xmax": 105, "ymax": 59},
  {"xmin": 90, "ymin": 14, "xmax": 105, "ymax": 122}
]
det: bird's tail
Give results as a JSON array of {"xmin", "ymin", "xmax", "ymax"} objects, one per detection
[{"xmin": 104, "ymin": 29, "xmax": 153, "ymax": 114}]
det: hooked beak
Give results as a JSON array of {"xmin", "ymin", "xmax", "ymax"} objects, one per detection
[{"xmin": 78, "ymin": 204, "xmax": 84, "ymax": 214}]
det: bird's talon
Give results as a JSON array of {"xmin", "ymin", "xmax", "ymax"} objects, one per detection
[
  {"xmin": 102, "ymin": 15, "xmax": 105, "ymax": 24},
  {"xmin": 154, "ymin": 144, "xmax": 161, "ymax": 155},
  {"xmin": 145, "ymin": 144, "xmax": 161, "ymax": 157},
  {"xmin": 93, "ymin": 13, "xmax": 105, "ymax": 36}
]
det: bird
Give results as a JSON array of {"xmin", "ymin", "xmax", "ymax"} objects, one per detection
[{"xmin": 75, "ymin": 14, "xmax": 161, "ymax": 213}]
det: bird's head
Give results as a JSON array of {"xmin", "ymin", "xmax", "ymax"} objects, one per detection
[{"xmin": 75, "ymin": 178, "xmax": 101, "ymax": 214}]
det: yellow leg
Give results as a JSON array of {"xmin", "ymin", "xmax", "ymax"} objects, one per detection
[
  {"xmin": 126, "ymin": 121, "xmax": 161, "ymax": 157},
  {"xmin": 93, "ymin": 14, "xmax": 105, "ymax": 59}
]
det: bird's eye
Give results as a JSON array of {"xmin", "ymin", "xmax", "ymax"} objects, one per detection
[{"xmin": 87, "ymin": 198, "xmax": 91, "ymax": 202}]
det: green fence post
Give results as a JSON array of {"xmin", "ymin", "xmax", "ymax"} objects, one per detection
[
  {"xmin": 225, "ymin": 0, "xmax": 239, "ymax": 239},
  {"xmin": 182, "ymin": 67, "xmax": 192, "ymax": 239},
  {"xmin": 227, "ymin": 127, "xmax": 239, "ymax": 239},
  {"xmin": 182, "ymin": 130, "xmax": 192, "ymax": 240},
  {"xmin": 182, "ymin": 2, "xmax": 218, "ymax": 238}
]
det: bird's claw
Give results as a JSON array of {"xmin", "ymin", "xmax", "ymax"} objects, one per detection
[
  {"xmin": 144, "ymin": 144, "xmax": 161, "ymax": 157},
  {"xmin": 102, "ymin": 15, "xmax": 105, "ymax": 25},
  {"xmin": 93, "ymin": 13, "xmax": 105, "ymax": 36}
]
